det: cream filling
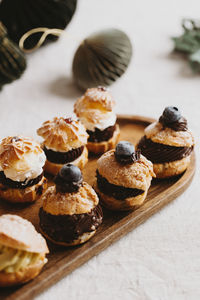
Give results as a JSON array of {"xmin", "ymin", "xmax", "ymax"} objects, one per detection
[
  {"xmin": 79, "ymin": 112, "xmax": 116, "ymax": 132},
  {"xmin": 0, "ymin": 151, "xmax": 46, "ymax": 182},
  {"xmin": 0, "ymin": 243, "xmax": 44, "ymax": 274}
]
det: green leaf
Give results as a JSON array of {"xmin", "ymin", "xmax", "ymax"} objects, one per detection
[
  {"xmin": 172, "ymin": 31, "xmax": 200, "ymax": 54},
  {"xmin": 172, "ymin": 18, "xmax": 200, "ymax": 72},
  {"xmin": 189, "ymin": 49, "xmax": 200, "ymax": 72}
]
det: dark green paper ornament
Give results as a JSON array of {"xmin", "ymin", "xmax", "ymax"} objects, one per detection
[
  {"xmin": 0, "ymin": 23, "xmax": 26, "ymax": 89},
  {"xmin": 72, "ymin": 29, "xmax": 132, "ymax": 90},
  {"xmin": 0, "ymin": 0, "xmax": 77, "ymax": 50}
]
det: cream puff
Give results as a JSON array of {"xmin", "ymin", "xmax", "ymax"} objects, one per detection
[
  {"xmin": 137, "ymin": 107, "xmax": 194, "ymax": 178},
  {"xmin": 37, "ymin": 117, "xmax": 88, "ymax": 176},
  {"xmin": 39, "ymin": 164, "xmax": 103, "ymax": 246},
  {"xmin": 0, "ymin": 214, "xmax": 49, "ymax": 287},
  {"xmin": 94, "ymin": 141, "xmax": 155, "ymax": 211},
  {"xmin": 74, "ymin": 86, "xmax": 120, "ymax": 154},
  {"xmin": 0, "ymin": 136, "xmax": 47, "ymax": 203}
]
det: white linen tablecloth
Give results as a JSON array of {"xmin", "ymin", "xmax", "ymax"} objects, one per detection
[{"xmin": 1, "ymin": 0, "xmax": 200, "ymax": 299}]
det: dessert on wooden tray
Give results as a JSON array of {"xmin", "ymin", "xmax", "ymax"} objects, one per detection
[
  {"xmin": 39, "ymin": 164, "xmax": 103, "ymax": 246},
  {"xmin": 0, "ymin": 136, "xmax": 47, "ymax": 203},
  {"xmin": 0, "ymin": 214, "xmax": 48, "ymax": 287},
  {"xmin": 37, "ymin": 117, "xmax": 88, "ymax": 175},
  {"xmin": 0, "ymin": 90, "xmax": 195, "ymax": 295},
  {"xmin": 74, "ymin": 86, "xmax": 120, "ymax": 154},
  {"xmin": 137, "ymin": 106, "xmax": 194, "ymax": 178},
  {"xmin": 94, "ymin": 141, "xmax": 155, "ymax": 211}
]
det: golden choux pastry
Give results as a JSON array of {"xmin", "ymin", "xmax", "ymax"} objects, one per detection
[
  {"xmin": 39, "ymin": 164, "xmax": 103, "ymax": 246},
  {"xmin": 137, "ymin": 107, "xmax": 194, "ymax": 178},
  {"xmin": 37, "ymin": 117, "xmax": 88, "ymax": 175},
  {"xmin": 94, "ymin": 141, "xmax": 155, "ymax": 211},
  {"xmin": 0, "ymin": 136, "xmax": 47, "ymax": 203},
  {"xmin": 0, "ymin": 214, "xmax": 49, "ymax": 287},
  {"xmin": 74, "ymin": 86, "xmax": 120, "ymax": 154}
]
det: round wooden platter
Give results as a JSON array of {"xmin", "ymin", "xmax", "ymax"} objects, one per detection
[{"xmin": 0, "ymin": 115, "xmax": 195, "ymax": 300}]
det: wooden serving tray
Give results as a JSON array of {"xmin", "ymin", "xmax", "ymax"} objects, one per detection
[{"xmin": 0, "ymin": 115, "xmax": 195, "ymax": 300}]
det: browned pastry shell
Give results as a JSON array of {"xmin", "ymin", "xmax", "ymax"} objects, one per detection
[
  {"xmin": 37, "ymin": 117, "xmax": 88, "ymax": 152},
  {"xmin": 40, "ymin": 228, "xmax": 96, "ymax": 247},
  {"xmin": 87, "ymin": 125, "xmax": 120, "ymax": 154},
  {"xmin": 0, "ymin": 258, "xmax": 46, "ymax": 287},
  {"xmin": 0, "ymin": 214, "xmax": 49, "ymax": 253},
  {"xmin": 0, "ymin": 214, "xmax": 48, "ymax": 287},
  {"xmin": 0, "ymin": 136, "xmax": 44, "ymax": 172},
  {"xmin": 97, "ymin": 150, "xmax": 155, "ymax": 190},
  {"xmin": 42, "ymin": 182, "xmax": 99, "ymax": 215},
  {"xmin": 93, "ymin": 181, "xmax": 147, "ymax": 211},
  {"xmin": 153, "ymin": 155, "xmax": 192, "ymax": 178},
  {"xmin": 0, "ymin": 176, "xmax": 47, "ymax": 203},
  {"xmin": 44, "ymin": 146, "xmax": 88, "ymax": 176},
  {"xmin": 145, "ymin": 122, "xmax": 194, "ymax": 147},
  {"xmin": 74, "ymin": 87, "xmax": 115, "ymax": 114}
]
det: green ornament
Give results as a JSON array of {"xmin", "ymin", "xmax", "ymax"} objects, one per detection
[
  {"xmin": 0, "ymin": 23, "xmax": 27, "ymax": 89},
  {"xmin": 72, "ymin": 29, "xmax": 133, "ymax": 90}
]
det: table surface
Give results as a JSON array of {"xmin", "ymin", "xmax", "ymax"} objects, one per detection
[{"xmin": 1, "ymin": 0, "xmax": 200, "ymax": 299}]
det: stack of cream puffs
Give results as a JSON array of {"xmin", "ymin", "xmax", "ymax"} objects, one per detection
[
  {"xmin": 0, "ymin": 214, "xmax": 48, "ymax": 287},
  {"xmin": 74, "ymin": 86, "xmax": 120, "ymax": 154},
  {"xmin": 137, "ymin": 107, "xmax": 194, "ymax": 178},
  {"xmin": 94, "ymin": 141, "xmax": 155, "ymax": 211},
  {"xmin": 37, "ymin": 117, "xmax": 88, "ymax": 176},
  {"xmin": 0, "ymin": 136, "xmax": 47, "ymax": 203},
  {"xmin": 39, "ymin": 164, "xmax": 103, "ymax": 246}
]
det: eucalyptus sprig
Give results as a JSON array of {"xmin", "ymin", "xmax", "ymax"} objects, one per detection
[{"xmin": 172, "ymin": 19, "xmax": 200, "ymax": 72}]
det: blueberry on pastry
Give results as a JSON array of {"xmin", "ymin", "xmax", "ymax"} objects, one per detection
[
  {"xmin": 94, "ymin": 141, "xmax": 155, "ymax": 211},
  {"xmin": 74, "ymin": 86, "xmax": 120, "ymax": 154},
  {"xmin": 0, "ymin": 214, "xmax": 49, "ymax": 287},
  {"xmin": 37, "ymin": 117, "xmax": 89, "ymax": 176},
  {"xmin": 137, "ymin": 107, "xmax": 195, "ymax": 178},
  {"xmin": 39, "ymin": 164, "xmax": 103, "ymax": 246},
  {"xmin": 0, "ymin": 136, "xmax": 47, "ymax": 203}
]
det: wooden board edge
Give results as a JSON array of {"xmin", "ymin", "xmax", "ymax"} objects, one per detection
[{"xmin": 117, "ymin": 114, "xmax": 156, "ymax": 125}]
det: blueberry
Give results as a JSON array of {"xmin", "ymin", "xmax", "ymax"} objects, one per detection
[
  {"xmin": 115, "ymin": 141, "xmax": 135, "ymax": 157},
  {"xmin": 115, "ymin": 141, "xmax": 139, "ymax": 164},
  {"xmin": 54, "ymin": 164, "xmax": 83, "ymax": 193},
  {"xmin": 59, "ymin": 164, "xmax": 82, "ymax": 183},
  {"xmin": 162, "ymin": 106, "xmax": 181, "ymax": 123}
]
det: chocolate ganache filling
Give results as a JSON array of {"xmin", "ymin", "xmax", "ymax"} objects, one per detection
[
  {"xmin": 39, "ymin": 205, "xmax": 103, "ymax": 243},
  {"xmin": 0, "ymin": 172, "xmax": 43, "ymax": 189},
  {"xmin": 96, "ymin": 171, "xmax": 144, "ymax": 200},
  {"xmin": 87, "ymin": 124, "xmax": 116, "ymax": 143},
  {"xmin": 43, "ymin": 146, "xmax": 84, "ymax": 164},
  {"xmin": 137, "ymin": 136, "xmax": 193, "ymax": 164},
  {"xmin": 159, "ymin": 116, "xmax": 188, "ymax": 131}
]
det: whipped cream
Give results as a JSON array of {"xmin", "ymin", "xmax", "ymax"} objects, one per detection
[
  {"xmin": 79, "ymin": 112, "xmax": 117, "ymax": 132},
  {"xmin": 0, "ymin": 151, "xmax": 46, "ymax": 182}
]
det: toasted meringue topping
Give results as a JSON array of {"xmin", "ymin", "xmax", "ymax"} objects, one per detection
[
  {"xmin": 74, "ymin": 87, "xmax": 116, "ymax": 131},
  {"xmin": 83, "ymin": 87, "xmax": 115, "ymax": 111},
  {"xmin": 0, "ymin": 136, "xmax": 46, "ymax": 182},
  {"xmin": 37, "ymin": 117, "xmax": 88, "ymax": 152}
]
